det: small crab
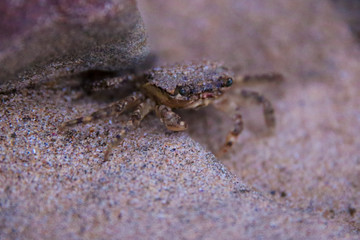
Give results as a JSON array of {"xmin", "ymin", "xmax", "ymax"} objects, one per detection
[{"xmin": 60, "ymin": 60, "xmax": 283, "ymax": 161}]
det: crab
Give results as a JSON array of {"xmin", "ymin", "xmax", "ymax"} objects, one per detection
[{"xmin": 60, "ymin": 60, "xmax": 283, "ymax": 161}]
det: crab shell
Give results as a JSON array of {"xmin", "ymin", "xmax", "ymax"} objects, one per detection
[{"xmin": 140, "ymin": 61, "xmax": 234, "ymax": 109}]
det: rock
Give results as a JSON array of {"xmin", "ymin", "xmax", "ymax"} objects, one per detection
[
  {"xmin": 0, "ymin": 87, "xmax": 356, "ymax": 239},
  {"xmin": 0, "ymin": 0, "xmax": 148, "ymax": 91}
]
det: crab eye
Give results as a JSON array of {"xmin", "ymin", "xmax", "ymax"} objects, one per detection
[
  {"xmin": 177, "ymin": 86, "xmax": 191, "ymax": 96},
  {"xmin": 224, "ymin": 78, "xmax": 233, "ymax": 87},
  {"xmin": 218, "ymin": 77, "xmax": 233, "ymax": 88}
]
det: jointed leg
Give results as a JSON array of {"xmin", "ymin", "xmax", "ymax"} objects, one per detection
[
  {"xmin": 212, "ymin": 73, "xmax": 280, "ymax": 156},
  {"xmin": 155, "ymin": 105, "xmax": 187, "ymax": 131},
  {"xmin": 104, "ymin": 98, "xmax": 155, "ymax": 161},
  {"xmin": 59, "ymin": 92, "xmax": 144, "ymax": 130},
  {"xmin": 216, "ymin": 110, "xmax": 244, "ymax": 157},
  {"xmin": 85, "ymin": 75, "xmax": 139, "ymax": 93},
  {"xmin": 240, "ymin": 90, "xmax": 275, "ymax": 130}
]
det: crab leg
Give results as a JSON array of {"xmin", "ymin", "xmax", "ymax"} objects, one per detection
[
  {"xmin": 85, "ymin": 75, "xmax": 139, "ymax": 93},
  {"xmin": 104, "ymin": 98, "xmax": 155, "ymax": 161},
  {"xmin": 217, "ymin": 110, "xmax": 244, "ymax": 156},
  {"xmin": 239, "ymin": 90, "xmax": 276, "ymax": 130},
  {"xmin": 59, "ymin": 92, "xmax": 144, "ymax": 130},
  {"xmin": 155, "ymin": 105, "xmax": 188, "ymax": 131}
]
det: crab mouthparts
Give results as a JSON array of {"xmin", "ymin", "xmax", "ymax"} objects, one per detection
[{"xmin": 200, "ymin": 92, "xmax": 216, "ymax": 99}]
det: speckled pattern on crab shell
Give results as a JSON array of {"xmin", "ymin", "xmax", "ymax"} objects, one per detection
[{"xmin": 145, "ymin": 60, "xmax": 234, "ymax": 95}]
